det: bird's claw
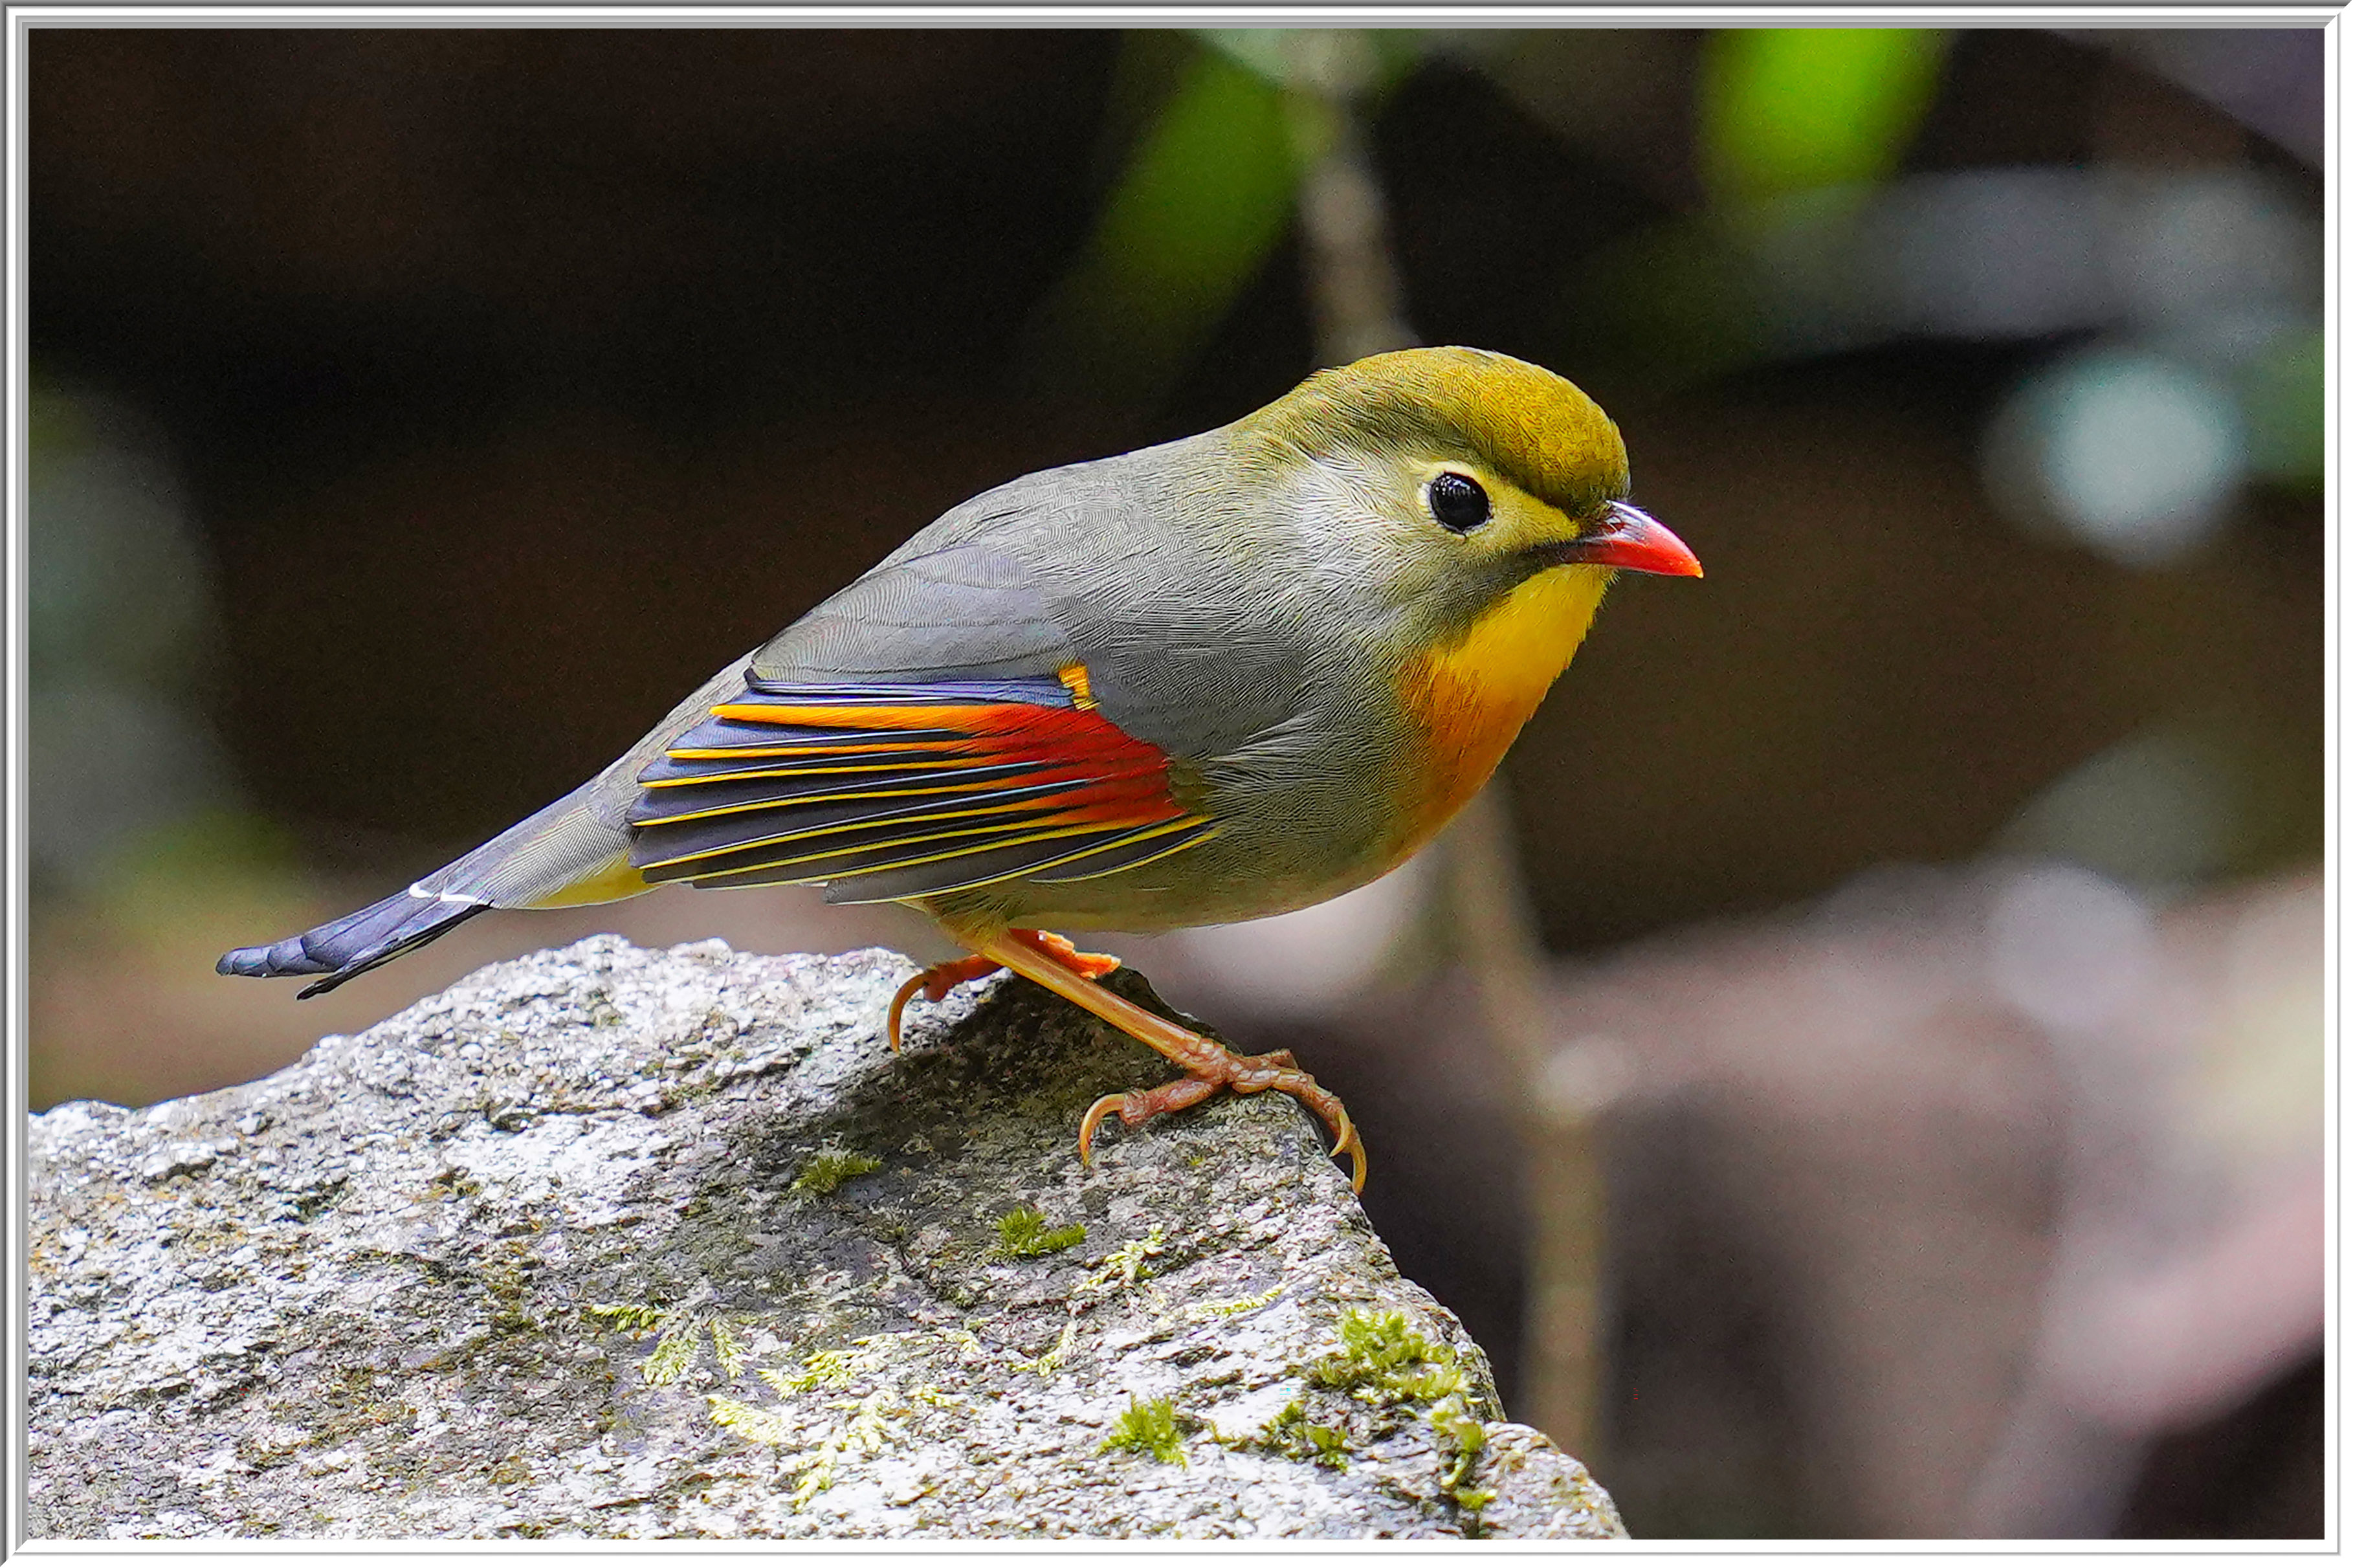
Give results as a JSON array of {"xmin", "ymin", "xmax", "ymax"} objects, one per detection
[
  {"xmin": 886, "ymin": 955, "xmax": 1001, "ymax": 1053},
  {"xmin": 1075, "ymin": 1050, "xmax": 1368, "ymax": 1194},
  {"xmin": 1076, "ymin": 1091, "xmax": 1128, "ymax": 1169}
]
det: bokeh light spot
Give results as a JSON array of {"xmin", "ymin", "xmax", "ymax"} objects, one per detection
[{"xmin": 1986, "ymin": 346, "xmax": 2246, "ymax": 567}]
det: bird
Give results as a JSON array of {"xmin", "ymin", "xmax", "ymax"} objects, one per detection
[{"xmin": 220, "ymin": 346, "xmax": 1701, "ymax": 1193}]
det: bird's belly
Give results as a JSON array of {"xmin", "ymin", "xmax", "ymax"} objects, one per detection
[{"xmin": 941, "ymin": 843, "xmax": 1359, "ymax": 933}]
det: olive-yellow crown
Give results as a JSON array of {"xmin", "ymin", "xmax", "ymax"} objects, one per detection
[{"xmin": 1247, "ymin": 346, "xmax": 1631, "ymax": 520}]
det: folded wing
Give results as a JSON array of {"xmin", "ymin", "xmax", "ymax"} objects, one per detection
[{"xmin": 626, "ymin": 672, "xmax": 1215, "ymax": 904}]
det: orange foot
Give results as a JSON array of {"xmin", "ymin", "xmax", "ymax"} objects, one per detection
[
  {"xmin": 958, "ymin": 927, "xmax": 1368, "ymax": 1194},
  {"xmin": 886, "ymin": 929, "xmax": 1119, "ymax": 1053}
]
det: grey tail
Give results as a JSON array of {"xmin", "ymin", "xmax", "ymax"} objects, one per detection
[{"xmin": 216, "ymin": 889, "xmax": 493, "ymax": 999}]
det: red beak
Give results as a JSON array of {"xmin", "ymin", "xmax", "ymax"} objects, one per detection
[{"xmin": 1546, "ymin": 503, "xmax": 1703, "ymax": 577}]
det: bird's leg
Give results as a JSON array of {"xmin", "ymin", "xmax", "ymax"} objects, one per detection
[
  {"xmin": 886, "ymin": 929, "xmax": 1119, "ymax": 1052},
  {"xmin": 967, "ymin": 930, "xmax": 1367, "ymax": 1194}
]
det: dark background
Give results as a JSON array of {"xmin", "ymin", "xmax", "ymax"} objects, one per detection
[{"xmin": 28, "ymin": 27, "xmax": 2325, "ymax": 1540}]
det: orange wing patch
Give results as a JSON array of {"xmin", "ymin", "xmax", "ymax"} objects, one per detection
[{"xmin": 626, "ymin": 676, "xmax": 1214, "ymax": 903}]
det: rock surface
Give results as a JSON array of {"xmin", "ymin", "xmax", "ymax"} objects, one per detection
[{"xmin": 27, "ymin": 936, "xmax": 1622, "ymax": 1540}]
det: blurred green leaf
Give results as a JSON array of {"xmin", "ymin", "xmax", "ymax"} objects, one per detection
[
  {"xmin": 1699, "ymin": 29, "xmax": 1950, "ymax": 203},
  {"xmin": 1029, "ymin": 41, "xmax": 1301, "ymax": 400},
  {"xmin": 2238, "ymin": 324, "xmax": 2324, "ymax": 490}
]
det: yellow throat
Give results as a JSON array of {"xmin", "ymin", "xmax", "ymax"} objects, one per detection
[{"xmin": 1395, "ymin": 566, "xmax": 1612, "ymax": 852}]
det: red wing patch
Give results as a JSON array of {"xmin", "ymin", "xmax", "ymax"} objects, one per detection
[{"xmin": 626, "ymin": 676, "xmax": 1215, "ymax": 903}]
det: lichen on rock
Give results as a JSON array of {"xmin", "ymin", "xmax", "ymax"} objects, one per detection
[{"xmin": 27, "ymin": 935, "xmax": 1624, "ymax": 1539}]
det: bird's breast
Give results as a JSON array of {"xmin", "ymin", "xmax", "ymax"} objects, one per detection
[{"xmin": 1389, "ymin": 566, "xmax": 1611, "ymax": 855}]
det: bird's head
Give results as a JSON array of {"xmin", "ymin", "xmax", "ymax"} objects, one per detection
[
  {"xmin": 1224, "ymin": 346, "xmax": 1700, "ymax": 703},
  {"xmin": 1241, "ymin": 343, "xmax": 1698, "ymax": 594}
]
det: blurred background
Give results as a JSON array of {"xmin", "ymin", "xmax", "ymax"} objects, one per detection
[{"xmin": 27, "ymin": 25, "xmax": 2326, "ymax": 1539}]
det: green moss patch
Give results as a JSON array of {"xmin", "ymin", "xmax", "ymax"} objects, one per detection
[
  {"xmin": 1241, "ymin": 1397, "xmax": 1351, "ymax": 1470},
  {"xmin": 1309, "ymin": 1308, "xmax": 1466, "ymax": 1407},
  {"xmin": 1099, "ymin": 1395, "xmax": 1189, "ymax": 1464},
  {"xmin": 1305, "ymin": 1309, "xmax": 1494, "ymax": 1525},
  {"xmin": 991, "ymin": 1205, "xmax": 1086, "ymax": 1259},
  {"xmin": 790, "ymin": 1146, "xmax": 881, "ymax": 1196}
]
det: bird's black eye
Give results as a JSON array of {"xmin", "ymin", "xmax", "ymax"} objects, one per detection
[{"xmin": 1428, "ymin": 472, "xmax": 1490, "ymax": 533}]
